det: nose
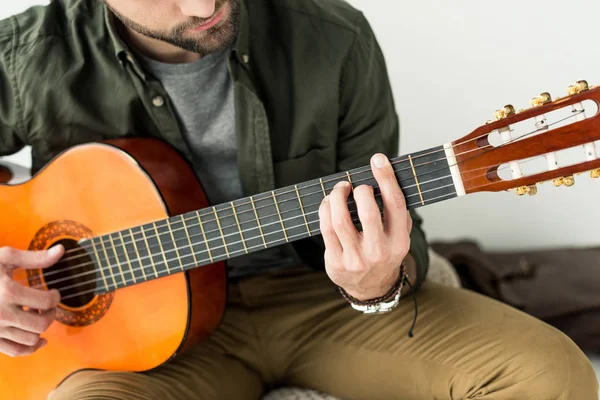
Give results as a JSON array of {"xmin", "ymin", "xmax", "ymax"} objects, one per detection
[{"xmin": 176, "ymin": 0, "xmax": 217, "ymax": 18}]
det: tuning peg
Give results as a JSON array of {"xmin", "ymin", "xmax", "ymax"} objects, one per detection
[
  {"xmin": 530, "ymin": 92, "xmax": 552, "ymax": 107},
  {"xmin": 494, "ymin": 104, "xmax": 515, "ymax": 120},
  {"xmin": 591, "ymin": 169, "xmax": 600, "ymax": 179},
  {"xmin": 567, "ymin": 80, "xmax": 589, "ymax": 95},
  {"xmin": 563, "ymin": 175, "xmax": 575, "ymax": 186},
  {"xmin": 553, "ymin": 178, "xmax": 564, "ymax": 187},
  {"xmin": 516, "ymin": 185, "xmax": 538, "ymax": 196}
]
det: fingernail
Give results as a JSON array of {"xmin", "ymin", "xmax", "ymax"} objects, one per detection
[
  {"xmin": 334, "ymin": 181, "xmax": 349, "ymax": 189},
  {"xmin": 373, "ymin": 154, "xmax": 387, "ymax": 168},
  {"xmin": 323, "ymin": 195, "xmax": 329, "ymax": 202},
  {"xmin": 47, "ymin": 245, "xmax": 62, "ymax": 257}
]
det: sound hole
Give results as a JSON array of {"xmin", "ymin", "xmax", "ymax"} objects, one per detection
[{"xmin": 43, "ymin": 239, "xmax": 97, "ymax": 308}]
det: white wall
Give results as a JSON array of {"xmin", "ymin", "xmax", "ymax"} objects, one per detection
[
  {"xmin": 347, "ymin": 0, "xmax": 600, "ymax": 250},
  {"xmin": 2, "ymin": 0, "xmax": 599, "ymax": 250}
]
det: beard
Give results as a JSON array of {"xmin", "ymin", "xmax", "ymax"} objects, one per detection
[{"xmin": 107, "ymin": 0, "xmax": 241, "ymax": 57}]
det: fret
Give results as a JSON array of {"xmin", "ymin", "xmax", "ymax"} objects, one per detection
[
  {"xmin": 296, "ymin": 179, "xmax": 326, "ymax": 231},
  {"xmin": 118, "ymin": 232, "xmax": 136, "ymax": 284},
  {"xmin": 180, "ymin": 214, "xmax": 199, "ymax": 266},
  {"xmin": 108, "ymin": 232, "xmax": 135, "ymax": 285},
  {"xmin": 165, "ymin": 218, "xmax": 184, "ymax": 271},
  {"xmin": 108, "ymin": 233, "xmax": 127, "ymax": 285},
  {"xmin": 320, "ymin": 173, "xmax": 348, "ymax": 194},
  {"xmin": 233, "ymin": 197, "xmax": 266, "ymax": 253},
  {"xmin": 125, "ymin": 228, "xmax": 147, "ymax": 282},
  {"xmin": 295, "ymin": 185, "xmax": 311, "ymax": 236},
  {"xmin": 216, "ymin": 204, "xmax": 245, "ymax": 259},
  {"xmin": 230, "ymin": 202, "xmax": 248, "ymax": 254},
  {"xmin": 195, "ymin": 211, "xmax": 213, "ymax": 263},
  {"xmin": 319, "ymin": 178, "xmax": 327, "ymax": 197},
  {"xmin": 198, "ymin": 210, "xmax": 229, "ymax": 262},
  {"xmin": 404, "ymin": 146, "xmax": 457, "ymax": 208},
  {"xmin": 250, "ymin": 196, "xmax": 267, "ymax": 248},
  {"xmin": 88, "ymin": 238, "xmax": 110, "ymax": 291},
  {"xmin": 272, "ymin": 191, "xmax": 288, "ymax": 242},
  {"xmin": 153, "ymin": 221, "xmax": 185, "ymax": 274},
  {"xmin": 98, "ymin": 235, "xmax": 119, "ymax": 289},
  {"xmin": 178, "ymin": 211, "xmax": 209, "ymax": 267},
  {"xmin": 153, "ymin": 222, "xmax": 171, "ymax": 275},
  {"xmin": 166, "ymin": 215, "xmax": 196, "ymax": 270},
  {"xmin": 272, "ymin": 186, "xmax": 310, "ymax": 239},
  {"xmin": 408, "ymin": 155, "xmax": 425, "ymax": 206},
  {"xmin": 140, "ymin": 224, "xmax": 159, "ymax": 278},
  {"xmin": 346, "ymin": 171, "xmax": 354, "ymax": 192},
  {"xmin": 213, "ymin": 208, "xmax": 230, "ymax": 258},
  {"xmin": 254, "ymin": 193, "xmax": 287, "ymax": 247}
]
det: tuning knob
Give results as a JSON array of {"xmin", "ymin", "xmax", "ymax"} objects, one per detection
[
  {"xmin": 567, "ymin": 80, "xmax": 589, "ymax": 95},
  {"xmin": 530, "ymin": 92, "xmax": 552, "ymax": 107},
  {"xmin": 494, "ymin": 104, "xmax": 516, "ymax": 120},
  {"xmin": 553, "ymin": 178, "xmax": 564, "ymax": 187},
  {"xmin": 563, "ymin": 175, "xmax": 575, "ymax": 186},
  {"xmin": 516, "ymin": 185, "xmax": 538, "ymax": 196},
  {"xmin": 591, "ymin": 169, "xmax": 600, "ymax": 179}
]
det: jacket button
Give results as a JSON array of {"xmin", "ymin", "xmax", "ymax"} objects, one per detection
[
  {"xmin": 242, "ymin": 54, "xmax": 250, "ymax": 64},
  {"xmin": 152, "ymin": 96, "xmax": 165, "ymax": 107}
]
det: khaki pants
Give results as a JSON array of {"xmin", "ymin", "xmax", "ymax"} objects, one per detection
[{"xmin": 51, "ymin": 264, "xmax": 598, "ymax": 400}]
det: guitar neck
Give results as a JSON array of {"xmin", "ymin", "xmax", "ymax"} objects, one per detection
[{"xmin": 82, "ymin": 144, "xmax": 460, "ymax": 293}]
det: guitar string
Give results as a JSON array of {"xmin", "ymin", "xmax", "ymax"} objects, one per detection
[
  {"xmin": 50, "ymin": 109, "xmax": 583, "ymax": 268},
  {"xmin": 53, "ymin": 107, "xmax": 582, "ymax": 259},
  {"xmin": 27, "ymin": 108, "xmax": 587, "ymax": 288},
  {"xmin": 31, "ymin": 180, "xmax": 458, "ymax": 291},
  {"xmin": 60, "ymin": 143, "xmax": 568, "ymax": 302},
  {"xmin": 33, "ymin": 142, "xmax": 559, "ymax": 293},
  {"xmin": 18, "ymin": 110, "xmax": 589, "ymax": 291},
  {"xmin": 58, "ymin": 193, "xmax": 451, "ymax": 302},
  {"xmin": 42, "ymin": 142, "xmax": 581, "ymax": 299}
]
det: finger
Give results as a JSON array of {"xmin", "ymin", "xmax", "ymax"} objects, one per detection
[
  {"xmin": 18, "ymin": 286, "xmax": 60, "ymax": 311},
  {"xmin": 0, "ymin": 337, "xmax": 46, "ymax": 357},
  {"xmin": 0, "ymin": 277, "xmax": 60, "ymax": 310},
  {"xmin": 319, "ymin": 196, "xmax": 342, "ymax": 257},
  {"xmin": 11, "ymin": 308, "xmax": 56, "ymax": 334},
  {"xmin": 0, "ymin": 326, "xmax": 41, "ymax": 347},
  {"xmin": 353, "ymin": 185, "xmax": 384, "ymax": 242},
  {"xmin": 0, "ymin": 245, "xmax": 64, "ymax": 270},
  {"xmin": 329, "ymin": 181, "xmax": 359, "ymax": 250},
  {"xmin": 370, "ymin": 154, "xmax": 408, "ymax": 238}
]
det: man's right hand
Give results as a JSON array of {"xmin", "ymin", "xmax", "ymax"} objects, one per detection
[{"xmin": 0, "ymin": 245, "xmax": 63, "ymax": 357}]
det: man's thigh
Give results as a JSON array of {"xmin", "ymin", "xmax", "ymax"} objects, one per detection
[
  {"xmin": 49, "ymin": 306, "xmax": 264, "ymax": 400},
  {"xmin": 247, "ymin": 270, "xmax": 598, "ymax": 399}
]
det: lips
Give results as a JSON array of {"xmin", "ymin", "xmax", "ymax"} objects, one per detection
[{"xmin": 191, "ymin": 6, "xmax": 226, "ymax": 31}]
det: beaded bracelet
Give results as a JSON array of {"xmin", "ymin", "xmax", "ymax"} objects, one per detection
[{"xmin": 337, "ymin": 263, "xmax": 407, "ymax": 306}]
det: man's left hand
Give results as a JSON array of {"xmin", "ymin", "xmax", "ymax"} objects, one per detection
[{"xmin": 319, "ymin": 153, "xmax": 413, "ymax": 301}]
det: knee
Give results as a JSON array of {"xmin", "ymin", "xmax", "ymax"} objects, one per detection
[{"xmin": 510, "ymin": 327, "xmax": 598, "ymax": 399}]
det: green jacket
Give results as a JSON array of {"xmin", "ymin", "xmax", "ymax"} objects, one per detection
[{"xmin": 0, "ymin": 0, "xmax": 430, "ymax": 288}]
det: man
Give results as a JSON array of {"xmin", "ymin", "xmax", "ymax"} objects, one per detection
[{"xmin": 0, "ymin": 0, "xmax": 597, "ymax": 398}]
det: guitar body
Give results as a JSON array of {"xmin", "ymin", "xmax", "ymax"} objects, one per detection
[{"xmin": 0, "ymin": 139, "xmax": 227, "ymax": 399}]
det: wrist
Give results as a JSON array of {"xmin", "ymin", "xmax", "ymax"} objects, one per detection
[
  {"xmin": 338, "ymin": 262, "xmax": 406, "ymax": 305},
  {"xmin": 343, "ymin": 268, "xmax": 401, "ymax": 302}
]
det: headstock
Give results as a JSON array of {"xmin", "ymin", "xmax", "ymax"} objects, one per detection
[{"xmin": 452, "ymin": 80, "xmax": 600, "ymax": 196}]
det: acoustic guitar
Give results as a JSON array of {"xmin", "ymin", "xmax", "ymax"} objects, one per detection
[{"xmin": 1, "ymin": 80, "xmax": 600, "ymax": 399}]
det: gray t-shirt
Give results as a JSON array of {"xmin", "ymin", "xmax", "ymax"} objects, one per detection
[{"xmin": 141, "ymin": 49, "xmax": 298, "ymax": 279}]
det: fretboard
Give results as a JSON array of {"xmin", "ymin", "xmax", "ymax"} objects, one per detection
[{"xmin": 82, "ymin": 145, "xmax": 457, "ymax": 293}]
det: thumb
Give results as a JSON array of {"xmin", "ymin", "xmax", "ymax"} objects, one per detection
[{"xmin": 0, "ymin": 244, "xmax": 64, "ymax": 270}]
